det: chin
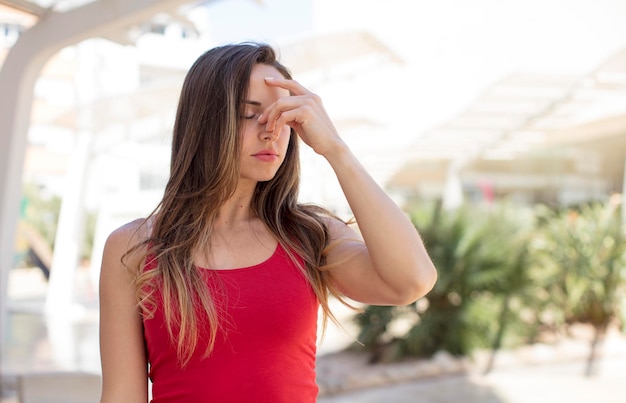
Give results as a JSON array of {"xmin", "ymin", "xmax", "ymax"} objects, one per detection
[
  {"xmin": 258, "ymin": 174, "xmax": 278, "ymax": 183},
  {"xmin": 242, "ymin": 173, "xmax": 278, "ymax": 183}
]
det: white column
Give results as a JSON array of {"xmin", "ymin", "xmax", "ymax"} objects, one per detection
[
  {"xmin": 442, "ymin": 160, "xmax": 465, "ymax": 210},
  {"xmin": 46, "ymin": 39, "xmax": 101, "ymax": 313},
  {"xmin": 45, "ymin": 130, "xmax": 92, "ymax": 312}
]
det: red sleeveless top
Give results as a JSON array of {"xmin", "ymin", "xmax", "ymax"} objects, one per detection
[{"xmin": 143, "ymin": 244, "xmax": 320, "ymax": 402}]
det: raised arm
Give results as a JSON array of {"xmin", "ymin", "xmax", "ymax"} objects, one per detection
[
  {"xmin": 260, "ymin": 77, "xmax": 437, "ymax": 306},
  {"xmin": 99, "ymin": 220, "xmax": 149, "ymax": 402},
  {"xmin": 322, "ymin": 148, "xmax": 437, "ymax": 305}
]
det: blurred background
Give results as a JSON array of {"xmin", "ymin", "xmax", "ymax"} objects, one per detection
[{"xmin": 1, "ymin": 0, "xmax": 625, "ymax": 402}]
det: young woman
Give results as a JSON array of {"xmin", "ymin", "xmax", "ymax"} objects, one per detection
[{"xmin": 99, "ymin": 42, "xmax": 437, "ymax": 403}]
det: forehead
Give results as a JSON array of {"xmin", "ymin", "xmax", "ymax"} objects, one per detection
[{"xmin": 247, "ymin": 64, "xmax": 289, "ymax": 100}]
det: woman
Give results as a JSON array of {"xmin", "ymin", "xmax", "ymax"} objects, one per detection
[{"xmin": 99, "ymin": 42, "xmax": 437, "ymax": 402}]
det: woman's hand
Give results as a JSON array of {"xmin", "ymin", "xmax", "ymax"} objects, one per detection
[
  {"xmin": 257, "ymin": 77, "xmax": 345, "ymax": 158},
  {"xmin": 259, "ymin": 76, "xmax": 437, "ymax": 306}
]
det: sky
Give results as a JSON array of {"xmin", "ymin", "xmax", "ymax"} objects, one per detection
[
  {"xmin": 194, "ymin": 0, "xmax": 314, "ymax": 45},
  {"xmin": 190, "ymin": 0, "xmax": 626, "ymax": 145}
]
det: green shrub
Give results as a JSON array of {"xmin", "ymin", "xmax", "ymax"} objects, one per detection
[
  {"xmin": 532, "ymin": 201, "xmax": 626, "ymax": 374},
  {"xmin": 353, "ymin": 199, "xmax": 626, "ymax": 370},
  {"xmin": 354, "ymin": 201, "xmax": 536, "ymax": 361}
]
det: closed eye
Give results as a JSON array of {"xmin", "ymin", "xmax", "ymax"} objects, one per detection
[{"xmin": 241, "ymin": 100, "xmax": 262, "ymax": 120}]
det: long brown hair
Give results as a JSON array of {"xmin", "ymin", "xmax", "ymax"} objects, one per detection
[{"xmin": 129, "ymin": 43, "xmax": 346, "ymax": 367}]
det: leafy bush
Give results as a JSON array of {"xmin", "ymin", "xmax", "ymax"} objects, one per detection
[
  {"xmin": 354, "ymin": 201, "xmax": 536, "ymax": 361},
  {"xmin": 531, "ymin": 201, "xmax": 626, "ymax": 374},
  {"xmin": 353, "ymin": 199, "xmax": 626, "ymax": 371}
]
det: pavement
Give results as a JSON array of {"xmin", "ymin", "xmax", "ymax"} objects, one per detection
[
  {"xmin": 317, "ymin": 355, "xmax": 626, "ymax": 403},
  {"xmin": 314, "ymin": 323, "xmax": 626, "ymax": 403}
]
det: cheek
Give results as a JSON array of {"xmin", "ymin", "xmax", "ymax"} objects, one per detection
[{"xmin": 280, "ymin": 128, "xmax": 292, "ymax": 148}]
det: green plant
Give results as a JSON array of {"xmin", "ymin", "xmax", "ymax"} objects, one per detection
[
  {"xmin": 533, "ymin": 201, "xmax": 626, "ymax": 375},
  {"xmin": 354, "ymin": 201, "xmax": 537, "ymax": 362},
  {"xmin": 21, "ymin": 183, "xmax": 61, "ymax": 250}
]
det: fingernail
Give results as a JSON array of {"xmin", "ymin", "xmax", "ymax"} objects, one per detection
[{"xmin": 264, "ymin": 77, "xmax": 275, "ymax": 81}]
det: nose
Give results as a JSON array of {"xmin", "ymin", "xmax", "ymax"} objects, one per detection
[{"xmin": 260, "ymin": 123, "xmax": 281, "ymax": 142}]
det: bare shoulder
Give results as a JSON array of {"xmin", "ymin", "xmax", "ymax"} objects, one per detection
[
  {"xmin": 321, "ymin": 214, "xmax": 362, "ymax": 242},
  {"xmin": 103, "ymin": 218, "xmax": 152, "ymax": 273},
  {"xmin": 106, "ymin": 218, "xmax": 150, "ymax": 244},
  {"xmin": 320, "ymin": 215, "xmax": 366, "ymax": 270}
]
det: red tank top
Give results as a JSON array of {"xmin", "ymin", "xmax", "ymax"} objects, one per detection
[{"xmin": 143, "ymin": 243, "xmax": 320, "ymax": 402}]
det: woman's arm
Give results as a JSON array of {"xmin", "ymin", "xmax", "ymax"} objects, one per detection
[
  {"xmin": 260, "ymin": 77, "xmax": 437, "ymax": 306},
  {"xmin": 99, "ymin": 220, "xmax": 149, "ymax": 402},
  {"xmin": 322, "ymin": 147, "xmax": 437, "ymax": 306}
]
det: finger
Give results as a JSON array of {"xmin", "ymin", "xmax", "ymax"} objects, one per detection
[
  {"xmin": 264, "ymin": 76, "xmax": 310, "ymax": 96},
  {"xmin": 272, "ymin": 109, "xmax": 302, "ymax": 139},
  {"xmin": 259, "ymin": 96, "xmax": 307, "ymax": 130}
]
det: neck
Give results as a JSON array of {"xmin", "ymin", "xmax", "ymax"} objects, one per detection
[{"xmin": 214, "ymin": 180, "xmax": 256, "ymax": 229}]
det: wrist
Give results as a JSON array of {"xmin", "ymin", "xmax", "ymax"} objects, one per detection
[{"xmin": 320, "ymin": 138, "xmax": 351, "ymax": 163}]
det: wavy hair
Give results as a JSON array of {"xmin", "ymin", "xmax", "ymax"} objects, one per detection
[{"xmin": 126, "ymin": 43, "xmax": 347, "ymax": 367}]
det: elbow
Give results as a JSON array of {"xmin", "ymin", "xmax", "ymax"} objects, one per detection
[
  {"xmin": 419, "ymin": 264, "xmax": 438, "ymax": 299},
  {"xmin": 395, "ymin": 261, "xmax": 438, "ymax": 305}
]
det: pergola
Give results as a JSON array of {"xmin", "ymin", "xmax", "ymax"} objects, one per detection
[
  {"xmin": 0, "ymin": 0, "xmax": 205, "ymax": 390},
  {"xmin": 388, "ymin": 49, "xmax": 626, "ymax": 207}
]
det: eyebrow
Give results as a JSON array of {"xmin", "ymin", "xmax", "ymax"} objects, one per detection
[{"xmin": 242, "ymin": 100, "xmax": 261, "ymax": 106}]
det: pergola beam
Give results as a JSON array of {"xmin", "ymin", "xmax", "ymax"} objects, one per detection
[{"xmin": 0, "ymin": 0, "xmax": 47, "ymax": 17}]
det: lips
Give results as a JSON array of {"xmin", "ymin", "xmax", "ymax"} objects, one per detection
[{"xmin": 252, "ymin": 150, "xmax": 279, "ymax": 162}]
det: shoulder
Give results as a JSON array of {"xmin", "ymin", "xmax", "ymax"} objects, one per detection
[
  {"xmin": 107, "ymin": 218, "xmax": 151, "ymax": 242},
  {"xmin": 103, "ymin": 218, "xmax": 152, "ymax": 273},
  {"xmin": 299, "ymin": 204, "xmax": 349, "ymax": 233},
  {"xmin": 318, "ymin": 214, "xmax": 359, "ymax": 241},
  {"xmin": 318, "ymin": 215, "xmax": 366, "ymax": 269}
]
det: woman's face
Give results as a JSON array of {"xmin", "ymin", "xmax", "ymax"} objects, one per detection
[{"xmin": 238, "ymin": 63, "xmax": 291, "ymax": 185}]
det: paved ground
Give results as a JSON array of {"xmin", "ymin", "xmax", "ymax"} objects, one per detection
[{"xmin": 318, "ymin": 355, "xmax": 626, "ymax": 403}]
